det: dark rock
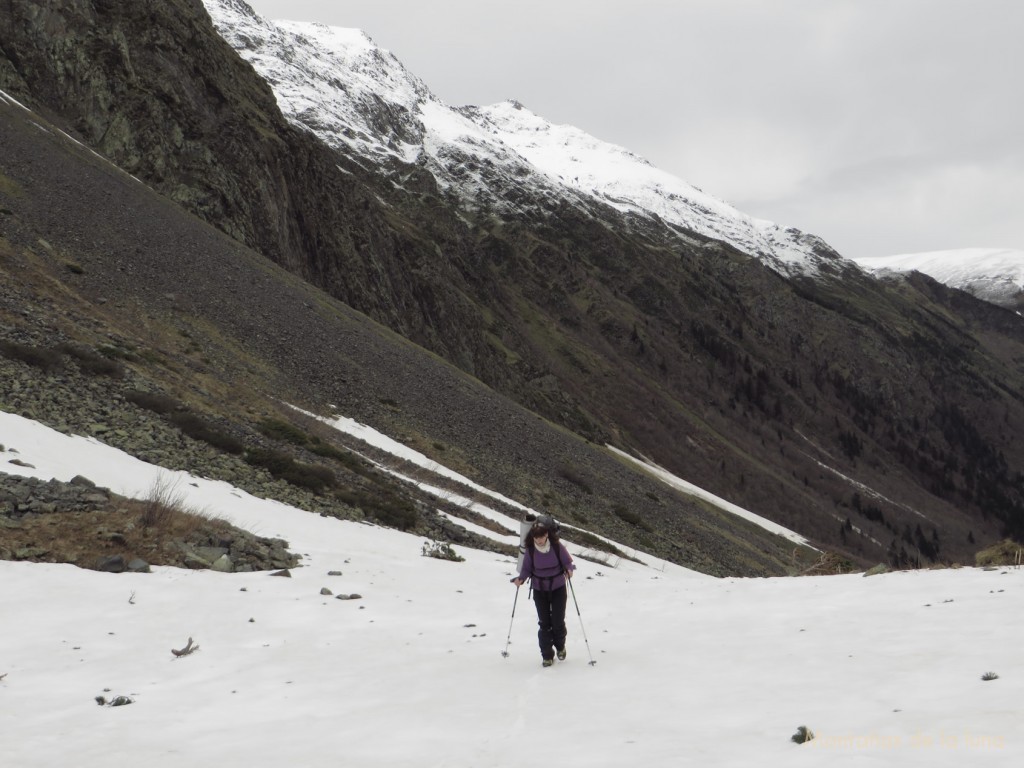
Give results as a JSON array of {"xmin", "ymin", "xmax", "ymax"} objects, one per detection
[
  {"xmin": 182, "ymin": 553, "xmax": 212, "ymax": 569},
  {"xmin": 96, "ymin": 555, "xmax": 126, "ymax": 573}
]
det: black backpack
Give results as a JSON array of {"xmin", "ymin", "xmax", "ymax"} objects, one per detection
[{"xmin": 536, "ymin": 514, "xmax": 560, "ymax": 535}]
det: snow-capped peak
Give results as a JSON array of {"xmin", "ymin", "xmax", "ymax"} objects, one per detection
[
  {"xmin": 852, "ymin": 248, "xmax": 1024, "ymax": 309},
  {"xmin": 205, "ymin": 0, "xmax": 433, "ymax": 166},
  {"xmin": 463, "ymin": 100, "xmax": 841, "ymax": 274},
  {"xmin": 203, "ymin": 0, "xmax": 845, "ymax": 277}
]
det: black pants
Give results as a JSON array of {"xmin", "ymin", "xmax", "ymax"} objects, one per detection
[{"xmin": 533, "ymin": 585, "xmax": 568, "ymax": 660}]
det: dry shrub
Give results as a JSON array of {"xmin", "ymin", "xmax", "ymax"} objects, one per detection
[
  {"xmin": 57, "ymin": 343, "xmax": 125, "ymax": 378},
  {"xmin": 124, "ymin": 389, "xmax": 182, "ymax": 414},
  {"xmin": 245, "ymin": 447, "xmax": 335, "ymax": 493},
  {"xmin": 138, "ymin": 474, "xmax": 209, "ymax": 533},
  {"xmin": 975, "ymin": 539, "xmax": 1023, "ymax": 567},
  {"xmin": 0, "ymin": 341, "xmax": 64, "ymax": 372},
  {"xmin": 558, "ymin": 464, "xmax": 593, "ymax": 494},
  {"xmin": 169, "ymin": 411, "xmax": 245, "ymax": 454}
]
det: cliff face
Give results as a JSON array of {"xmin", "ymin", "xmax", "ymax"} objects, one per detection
[
  {"xmin": 1, "ymin": 0, "xmax": 280, "ymax": 230},
  {"xmin": 0, "ymin": 0, "xmax": 489, "ymax": 368},
  {"xmin": 3, "ymin": 0, "xmax": 1024, "ymax": 567}
]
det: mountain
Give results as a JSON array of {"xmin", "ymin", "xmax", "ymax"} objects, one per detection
[
  {"xmin": 199, "ymin": 0, "xmax": 1024, "ymax": 555},
  {"xmin": 853, "ymin": 249, "xmax": 1024, "ymax": 311},
  {"xmin": 2, "ymin": 0, "xmax": 1024, "ymax": 574},
  {"xmin": 203, "ymin": 0, "xmax": 844, "ymax": 280},
  {"xmin": 0, "ymin": 13, "xmax": 808, "ymax": 578}
]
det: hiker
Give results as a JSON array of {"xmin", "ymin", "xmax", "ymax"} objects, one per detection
[{"xmin": 512, "ymin": 516, "xmax": 575, "ymax": 666}]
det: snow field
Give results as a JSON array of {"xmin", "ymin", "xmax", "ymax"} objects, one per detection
[{"xmin": 1, "ymin": 411, "xmax": 1020, "ymax": 767}]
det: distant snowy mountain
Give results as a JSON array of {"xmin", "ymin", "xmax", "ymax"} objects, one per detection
[
  {"xmin": 853, "ymin": 248, "xmax": 1024, "ymax": 309},
  {"xmin": 203, "ymin": 0, "xmax": 845, "ymax": 278}
]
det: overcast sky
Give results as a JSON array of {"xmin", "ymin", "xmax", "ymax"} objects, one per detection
[{"xmin": 242, "ymin": 0, "xmax": 1023, "ymax": 261}]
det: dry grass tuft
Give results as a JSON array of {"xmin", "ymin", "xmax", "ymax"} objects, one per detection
[
  {"xmin": 138, "ymin": 474, "xmax": 210, "ymax": 534},
  {"xmin": 975, "ymin": 539, "xmax": 1024, "ymax": 568}
]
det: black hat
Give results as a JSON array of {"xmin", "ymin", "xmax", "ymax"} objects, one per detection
[{"xmin": 532, "ymin": 518, "xmax": 557, "ymax": 536}]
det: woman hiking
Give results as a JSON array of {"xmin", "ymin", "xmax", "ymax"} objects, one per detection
[{"xmin": 512, "ymin": 516, "xmax": 576, "ymax": 667}]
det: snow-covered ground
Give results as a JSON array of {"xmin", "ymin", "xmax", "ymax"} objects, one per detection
[{"xmin": 1, "ymin": 410, "xmax": 1020, "ymax": 767}]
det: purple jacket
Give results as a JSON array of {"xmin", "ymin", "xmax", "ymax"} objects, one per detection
[{"xmin": 518, "ymin": 542, "xmax": 575, "ymax": 591}]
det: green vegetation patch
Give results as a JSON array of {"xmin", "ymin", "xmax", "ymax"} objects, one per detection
[
  {"xmin": 245, "ymin": 447, "xmax": 336, "ymax": 494},
  {"xmin": 170, "ymin": 411, "xmax": 245, "ymax": 455},
  {"xmin": 612, "ymin": 504, "xmax": 653, "ymax": 532},
  {"xmin": 57, "ymin": 343, "xmax": 125, "ymax": 378},
  {"xmin": 124, "ymin": 389, "xmax": 182, "ymax": 415},
  {"xmin": 335, "ymin": 487, "xmax": 417, "ymax": 530},
  {"xmin": 0, "ymin": 341, "xmax": 64, "ymax": 372},
  {"xmin": 0, "ymin": 340, "xmax": 128, "ymax": 378},
  {"xmin": 257, "ymin": 417, "xmax": 311, "ymax": 445}
]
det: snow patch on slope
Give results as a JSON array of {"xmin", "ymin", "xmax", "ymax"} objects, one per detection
[{"xmin": 608, "ymin": 446, "xmax": 813, "ymax": 548}]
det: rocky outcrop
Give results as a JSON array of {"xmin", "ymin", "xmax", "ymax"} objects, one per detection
[
  {"xmin": 0, "ymin": 0, "xmax": 489, "ymax": 370},
  {"xmin": 0, "ymin": 474, "xmax": 301, "ymax": 572}
]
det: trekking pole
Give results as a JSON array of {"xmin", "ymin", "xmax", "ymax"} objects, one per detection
[
  {"xmin": 501, "ymin": 583, "xmax": 520, "ymax": 658},
  {"xmin": 567, "ymin": 576, "xmax": 597, "ymax": 666}
]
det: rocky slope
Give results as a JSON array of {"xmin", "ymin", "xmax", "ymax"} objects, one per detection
[
  {"xmin": 0, "ymin": 90, "xmax": 811, "ymax": 576},
  {"xmin": 1, "ymin": 0, "xmax": 1023, "ymax": 570}
]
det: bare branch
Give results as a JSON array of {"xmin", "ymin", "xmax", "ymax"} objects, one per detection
[{"xmin": 171, "ymin": 637, "xmax": 199, "ymax": 657}]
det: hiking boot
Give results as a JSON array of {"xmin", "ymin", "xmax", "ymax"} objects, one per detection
[
  {"xmin": 556, "ymin": 647, "xmax": 566, "ymax": 661},
  {"xmin": 542, "ymin": 658, "xmax": 554, "ymax": 667}
]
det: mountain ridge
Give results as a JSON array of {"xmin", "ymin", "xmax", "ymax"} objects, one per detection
[
  {"xmin": 853, "ymin": 248, "xmax": 1024, "ymax": 310},
  {"xmin": 231, "ymin": 1, "xmax": 1024, "ymax": 313},
  {"xmin": 2, "ymin": 0, "xmax": 1023, "ymax": 571},
  {"xmin": 204, "ymin": 0, "xmax": 847, "ymax": 279}
]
